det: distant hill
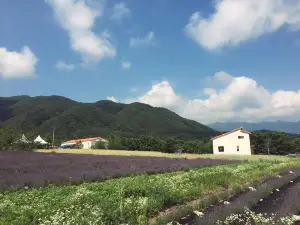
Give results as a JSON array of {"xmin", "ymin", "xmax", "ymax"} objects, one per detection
[
  {"xmin": 0, "ymin": 95, "xmax": 217, "ymax": 141},
  {"xmin": 208, "ymin": 121, "xmax": 300, "ymax": 134}
]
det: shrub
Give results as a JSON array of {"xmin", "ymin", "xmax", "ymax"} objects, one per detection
[{"xmin": 92, "ymin": 141, "xmax": 107, "ymax": 149}]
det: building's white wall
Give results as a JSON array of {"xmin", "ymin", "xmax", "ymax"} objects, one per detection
[
  {"xmin": 82, "ymin": 141, "xmax": 92, "ymax": 149},
  {"xmin": 82, "ymin": 140, "xmax": 105, "ymax": 149},
  {"xmin": 213, "ymin": 130, "xmax": 251, "ymax": 155}
]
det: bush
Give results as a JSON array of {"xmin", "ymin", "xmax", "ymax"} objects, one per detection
[
  {"xmin": 92, "ymin": 141, "xmax": 107, "ymax": 149},
  {"xmin": 0, "ymin": 139, "xmax": 43, "ymax": 152}
]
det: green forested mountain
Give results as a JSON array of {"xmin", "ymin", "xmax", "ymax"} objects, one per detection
[
  {"xmin": 209, "ymin": 121, "xmax": 300, "ymax": 134},
  {"xmin": 0, "ymin": 95, "xmax": 217, "ymax": 142}
]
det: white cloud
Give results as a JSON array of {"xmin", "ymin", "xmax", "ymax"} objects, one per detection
[
  {"xmin": 0, "ymin": 46, "xmax": 38, "ymax": 79},
  {"xmin": 55, "ymin": 60, "xmax": 75, "ymax": 71},
  {"xmin": 115, "ymin": 72, "xmax": 300, "ymax": 123},
  {"xmin": 185, "ymin": 0, "xmax": 300, "ymax": 50},
  {"xmin": 121, "ymin": 61, "xmax": 131, "ymax": 69},
  {"xmin": 183, "ymin": 75, "xmax": 272, "ymax": 122},
  {"xmin": 203, "ymin": 88, "xmax": 217, "ymax": 96},
  {"xmin": 124, "ymin": 81, "xmax": 183, "ymax": 113},
  {"xmin": 111, "ymin": 2, "xmax": 130, "ymax": 22},
  {"xmin": 129, "ymin": 31, "xmax": 155, "ymax": 48},
  {"xmin": 107, "ymin": 96, "xmax": 118, "ymax": 102},
  {"xmin": 214, "ymin": 71, "xmax": 233, "ymax": 84},
  {"xmin": 46, "ymin": 0, "xmax": 116, "ymax": 63}
]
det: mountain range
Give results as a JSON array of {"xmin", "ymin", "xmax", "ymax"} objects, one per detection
[
  {"xmin": 0, "ymin": 95, "xmax": 217, "ymax": 141},
  {"xmin": 208, "ymin": 121, "xmax": 300, "ymax": 134}
]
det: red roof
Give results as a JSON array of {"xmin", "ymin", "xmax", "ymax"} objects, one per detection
[
  {"xmin": 210, "ymin": 127, "xmax": 251, "ymax": 141},
  {"xmin": 62, "ymin": 137, "xmax": 102, "ymax": 144}
]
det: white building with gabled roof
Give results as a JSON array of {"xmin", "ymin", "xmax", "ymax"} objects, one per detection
[
  {"xmin": 60, "ymin": 137, "xmax": 108, "ymax": 149},
  {"xmin": 211, "ymin": 127, "xmax": 252, "ymax": 155}
]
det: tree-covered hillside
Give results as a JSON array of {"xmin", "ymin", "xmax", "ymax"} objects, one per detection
[
  {"xmin": 209, "ymin": 121, "xmax": 300, "ymax": 134},
  {"xmin": 0, "ymin": 96, "xmax": 217, "ymax": 143},
  {"xmin": 251, "ymin": 131, "xmax": 300, "ymax": 155}
]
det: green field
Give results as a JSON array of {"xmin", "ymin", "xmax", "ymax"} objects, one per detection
[{"xmin": 1, "ymin": 153, "xmax": 299, "ymax": 225}]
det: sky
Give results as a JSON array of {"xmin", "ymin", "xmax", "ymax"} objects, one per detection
[{"xmin": 1, "ymin": 0, "xmax": 300, "ymax": 124}]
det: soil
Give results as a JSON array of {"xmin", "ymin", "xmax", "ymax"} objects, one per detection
[
  {"xmin": 252, "ymin": 176, "xmax": 300, "ymax": 216},
  {"xmin": 175, "ymin": 170, "xmax": 300, "ymax": 225}
]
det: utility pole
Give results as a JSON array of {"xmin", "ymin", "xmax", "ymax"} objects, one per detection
[{"xmin": 52, "ymin": 126, "xmax": 55, "ymax": 148}]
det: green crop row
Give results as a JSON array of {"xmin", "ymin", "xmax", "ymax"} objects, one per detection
[{"xmin": 1, "ymin": 159, "xmax": 299, "ymax": 225}]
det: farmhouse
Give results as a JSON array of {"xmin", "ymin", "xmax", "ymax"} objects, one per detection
[
  {"xmin": 60, "ymin": 137, "xmax": 108, "ymax": 149},
  {"xmin": 211, "ymin": 127, "xmax": 252, "ymax": 155}
]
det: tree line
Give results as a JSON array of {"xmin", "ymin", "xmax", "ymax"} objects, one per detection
[
  {"xmin": 97, "ymin": 135, "xmax": 212, "ymax": 154},
  {"xmin": 250, "ymin": 131, "xmax": 300, "ymax": 155},
  {"xmin": 1, "ymin": 126, "xmax": 300, "ymax": 155},
  {"xmin": 93, "ymin": 132, "xmax": 300, "ymax": 155}
]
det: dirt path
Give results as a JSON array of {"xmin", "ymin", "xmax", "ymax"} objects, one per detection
[
  {"xmin": 176, "ymin": 170, "xmax": 300, "ymax": 225},
  {"xmin": 252, "ymin": 176, "xmax": 300, "ymax": 216}
]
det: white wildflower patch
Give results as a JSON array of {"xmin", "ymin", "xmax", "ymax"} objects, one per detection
[
  {"xmin": 193, "ymin": 210, "xmax": 204, "ymax": 217},
  {"xmin": 69, "ymin": 187, "xmax": 93, "ymax": 201},
  {"xmin": 217, "ymin": 208, "xmax": 299, "ymax": 225},
  {"xmin": 38, "ymin": 204, "xmax": 105, "ymax": 225},
  {"xmin": 167, "ymin": 222, "xmax": 180, "ymax": 225},
  {"xmin": 292, "ymin": 215, "xmax": 300, "ymax": 221},
  {"xmin": 124, "ymin": 196, "xmax": 148, "ymax": 215},
  {"xmin": 0, "ymin": 199, "xmax": 16, "ymax": 210}
]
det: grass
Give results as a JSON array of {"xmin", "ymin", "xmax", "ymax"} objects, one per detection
[
  {"xmin": 37, "ymin": 149, "xmax": 291, "ymax": 161},
  {"xmin": 1, "ymin": 158, "xmax": 299, "ymax": 225},
  {"xmin": 195, "ymin": 171, "xmax": 300, "ymax": 225}
]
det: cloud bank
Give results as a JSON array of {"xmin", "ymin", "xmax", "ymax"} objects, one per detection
[
  {"xmin": 108, "ymin": 72, "xmax": 300, "ymax": 123},
  {"xmin": 185, "ymin": 0, "xmax": 300, "ymax": 50}
]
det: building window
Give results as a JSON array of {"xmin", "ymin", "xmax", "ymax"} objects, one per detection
[
  {"xmin": 218, "ymin": 146, "xmax": 224, "ymax": 152},
  {"xmin": 237, "ymin": 146, "xmax": 239, "ymax": 151},
  {"xmin": 238, "ymin": 136, "xmax": 244, "ymax": 139}
]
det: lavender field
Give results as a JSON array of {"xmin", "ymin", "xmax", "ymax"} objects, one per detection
[
  {"xmin": 1, "ymin": 157, "xmax": 299, "ymax": 225},
  {"xmin": 0, "ymin": 151, "xmax": 237, "ymax": 190}
]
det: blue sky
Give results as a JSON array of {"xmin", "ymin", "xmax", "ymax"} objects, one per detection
[{"xmin": 1, "ymin": 0, "xmax": 300, "ymax": 123}]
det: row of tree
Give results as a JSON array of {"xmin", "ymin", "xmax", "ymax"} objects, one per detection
[
  {"xmin": 92, "ymin": 132, "xmax": 300, "ymax": 155},
  {"xmin": 0, "ymin": 128, "xmax": 52, "ymax": 151},
  {"xmin": 250, "ymin": 131, "xmax": 300, "ymax": 155},
  {"xmin": 93, "ymin": 135, "xmax": 213, "ymax": 154},
  {"xmin": 1, "ymin": 126, "xmax": 299, "ymax": 155}
]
